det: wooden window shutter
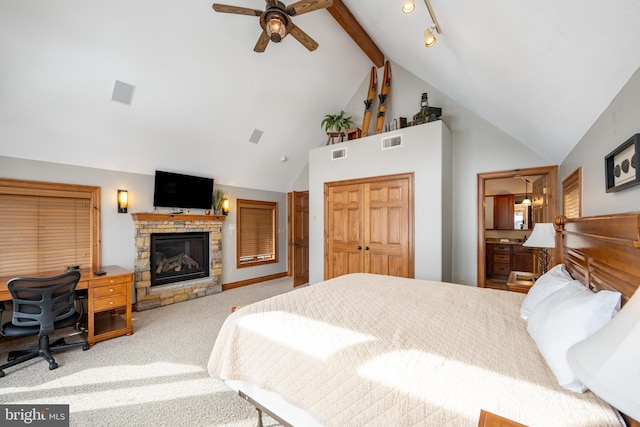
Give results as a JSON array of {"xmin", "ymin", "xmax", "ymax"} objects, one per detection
[{"xmin": 562, "ymin": 167, "xmax": 582, "ymax": 219}]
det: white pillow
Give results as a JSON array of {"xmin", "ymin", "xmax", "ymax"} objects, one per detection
[
  {"xmin": 520, "ymin": 263, "xmax": 574, "ymax": 319},
  {"xmin": 526, "ymin": 280, "xmax": 621, "ymax": 392}
]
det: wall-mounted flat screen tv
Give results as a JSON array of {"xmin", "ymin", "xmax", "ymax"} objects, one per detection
[{"xmin": 153, "ymin": 170, "xmax": 214, "ymax": 209}]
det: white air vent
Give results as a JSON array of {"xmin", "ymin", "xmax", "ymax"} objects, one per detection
[
  {"xmin": 331, "ymin": 147, "xmax": 347, "ymax": 160},
  {"xmin": 381, "ymin": 135, "xmax": 403, "ymax": 150}
]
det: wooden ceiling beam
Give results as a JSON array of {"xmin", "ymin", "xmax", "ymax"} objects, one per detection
[{"xmin": 326, "ymin": 0, "xmax": 385, "ymax": 68}]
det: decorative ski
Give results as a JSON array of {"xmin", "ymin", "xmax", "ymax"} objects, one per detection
[
  {"xmin": 361, "ymin": 66, "xmax": 377, "ymax": 137},
  {"xmin": 375, "ymin": 60, "xmax": 392, "ymax": 134}
]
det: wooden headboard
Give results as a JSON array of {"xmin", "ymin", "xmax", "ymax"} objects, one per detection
[{"xmin": 556, "ymin": 212, "xmax": 640, "ymax": 306}]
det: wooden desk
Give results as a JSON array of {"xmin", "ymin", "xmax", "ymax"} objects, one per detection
[
  {"xmin": 507, "ymin": 271, "xmax": 536, "ymax": 294},
  {"xmin": 1, "ymin": 265, "xmax": 133, "ymax": 345}
]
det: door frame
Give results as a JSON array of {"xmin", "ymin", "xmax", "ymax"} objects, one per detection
[{"xmin": 477, "ymin": 165, "xmax": 558, "ymax": 287}]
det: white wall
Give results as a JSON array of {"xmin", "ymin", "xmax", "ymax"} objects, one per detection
[
  {"xmin": 560, "ymin": 67, "xmax": 640, "ymax": 215},
  {"xmin": 308, "ymin": 121, "xmax": 452, "ymax": 284},
  {"xmin": 0, "ymin": 156, "xmax": 288, "ymax": 284}
]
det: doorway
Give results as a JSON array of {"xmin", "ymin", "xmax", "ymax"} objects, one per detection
[
  {"xmin": 287, "ymin": 191, "xmax": 309, "ymax": 287},
  {"xmin": 477, "ymin": 165, "xmax": 558, "ymax": 287}
]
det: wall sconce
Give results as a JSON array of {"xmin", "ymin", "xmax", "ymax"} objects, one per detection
[
  {"xmin": 117, "ymin": 189, "xmax": 128, "ymax": 214},
  {"xmin": 222, "ymin": 198, "xmax": 230, "ymax": 216},
  {"xmin": 402, "ymin": 0, "xmax": 415, "ymax": 13}
]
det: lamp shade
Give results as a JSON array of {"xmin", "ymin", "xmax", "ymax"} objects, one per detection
[
  {"xmin": 523, "ymin": 222, "xmax": 556, "ymax": 248},
  {"xmin": 567, "ymin": 288, "xmax": 640, "ymax": 420}
]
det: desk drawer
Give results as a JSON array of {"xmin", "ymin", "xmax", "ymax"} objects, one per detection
[
  {"xmin": 90, "ymin": 275, "xmax": 130, "ymax": 287},
  {"xmin": 93, "ymin": 294, "xmax": 127, "ymax": 312},
  {"xmin": 93, "ymin": 282, "xmax": 127, "ymax": 299}
]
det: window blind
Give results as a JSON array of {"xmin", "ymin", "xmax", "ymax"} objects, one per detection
[
  {"xmin": 0, "ymin": 194, "xmax": 91, "ymax": 276},
  {"xmin": 562, "ymin": 168, "xmax": 582, "ymax": 219},
  {"xmin": 237, "ymin": 200, "xmax": 277, "ymax": 265}
]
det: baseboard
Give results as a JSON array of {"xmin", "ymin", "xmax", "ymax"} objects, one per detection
[{"xmin": 222, "ymin": 272, "xmax": 288, "ymax": 291}]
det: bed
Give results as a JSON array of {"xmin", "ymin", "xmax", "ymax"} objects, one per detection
[{"xmin": 208, "ymin": 213, "xmax": 640, "ymax": 426}]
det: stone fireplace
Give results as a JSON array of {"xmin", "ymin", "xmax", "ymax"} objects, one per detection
[{"xmin": 132, "ymin": 213, "xmax": 224, "ymax": 311}]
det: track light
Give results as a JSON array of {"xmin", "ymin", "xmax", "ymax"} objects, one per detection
[
  {"xmin": 402, "ymin": 0, "xmax": 415, "ymax": 13},
  {"xmin": 424, "ymin": 27, "xmax": 436, "ymax": 47}
]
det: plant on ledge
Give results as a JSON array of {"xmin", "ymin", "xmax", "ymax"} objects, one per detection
[{"xmin": 321, "ymin": 111, "xmax": 354, "ymax": 145}]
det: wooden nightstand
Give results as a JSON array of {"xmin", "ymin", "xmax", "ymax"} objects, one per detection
[
  {"xmin": 507, "ymin": 271, "xmax": 536, "ymax": 294},
  {"xmin": 478, "ymin": 410, "xmax": 527, "ymax": 427}
]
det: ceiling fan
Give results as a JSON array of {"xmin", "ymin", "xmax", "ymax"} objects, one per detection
[{"xmin": 212, "ymin": 0, "xmax": 332, "ymax": 52}]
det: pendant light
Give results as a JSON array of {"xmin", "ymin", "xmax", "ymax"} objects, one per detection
[{"xmin": 522, "ymin": 179, "xmax": 532, "ymax": 206}]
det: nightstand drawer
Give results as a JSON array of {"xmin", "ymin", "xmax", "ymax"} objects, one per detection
[{"xmin": 93, "ymin": 294, "xmax": 127, "ymax": 312}]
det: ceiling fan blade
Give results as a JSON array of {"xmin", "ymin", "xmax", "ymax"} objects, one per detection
[
  {"xmin": 289, "ymin": 24, "xmax": 319, "ymax": 51},
  {"xmin": 286, "ymin": 0, "xmax": 332, "ymax": 16},
  {"xmin": 254, "ymin": 31, "xmax": 270, "ymax": 52},
  {"xmin": 212, "ymin": 3, "xmax": 263, "ymax": 16}
]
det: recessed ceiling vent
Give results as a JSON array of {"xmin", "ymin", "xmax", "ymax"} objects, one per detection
[
  {"xmin": 381, "ymin": 135, "xmax": 403, "ymax": 150},
  {"xmin": 331, "ymin": 147, "xmax": 347, "ymax": 160}
]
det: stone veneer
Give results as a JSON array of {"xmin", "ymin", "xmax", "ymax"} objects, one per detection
[{"xmin": 132, "ymin": 213, "xmax": 224, "ymax": 311}]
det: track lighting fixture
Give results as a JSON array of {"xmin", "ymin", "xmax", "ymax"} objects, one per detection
[
  {"xmin": 424, "ymin": 26, "xmax": 436, "ymax": 47},
  {"xmin": 402, "ymin": 0, "xmax": 415, "ymax": 13}
]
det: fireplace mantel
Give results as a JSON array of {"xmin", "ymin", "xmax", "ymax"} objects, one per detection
[{"xmin": 131, "ymin": 213, "xmax": 226, "ymax": 222}]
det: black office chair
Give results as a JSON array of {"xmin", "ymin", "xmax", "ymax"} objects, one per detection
[{"xmin": 0, "ymin": 271, "xmax": 90, "ymax": 377}]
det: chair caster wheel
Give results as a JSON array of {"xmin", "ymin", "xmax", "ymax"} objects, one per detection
[
  {"xmin": 0, "ymin": 370, "xmax": 5, "ymax": 378},
  {"xmin": 82, "ymin": 344, "xmax": 90, "ymax": 351},
  {"xmin": 49, "ymin": 362, "xmax": 58, "ymax": 370}
]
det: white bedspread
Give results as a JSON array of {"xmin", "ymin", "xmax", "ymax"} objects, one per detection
[{"xmin": 208, "ymin": 273, "xmax": 621, "ymax": 426}]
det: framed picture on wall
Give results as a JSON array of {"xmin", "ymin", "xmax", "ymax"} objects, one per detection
[{"xmin": 605, "ymin": 133, "xmax": 640, "ymax": 193}]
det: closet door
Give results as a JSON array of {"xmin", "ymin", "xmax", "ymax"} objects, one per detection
[
  {"xmin": 365, "ymin": 178, "xmax": 412, "ymax": 277},
  {"xmin": 326, "ymin": 183, "xmax": 364, "ymax": 279},
  {"xmin": 325, "ymin": 173, "xmax": 414, "ymax": 280}
]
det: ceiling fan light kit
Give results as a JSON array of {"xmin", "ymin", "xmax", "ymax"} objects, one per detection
[{"xmin": 263, "ymin": 11, "xmax": 290, "ymax": 42}]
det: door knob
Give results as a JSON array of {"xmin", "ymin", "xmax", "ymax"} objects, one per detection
[
  {"xmin": 357, "ymin": 246, "xmax": 362, "ymax": 250},
  {"xmin": 365, "ymin": 246, "xmax": 370, "ymax": 250}
]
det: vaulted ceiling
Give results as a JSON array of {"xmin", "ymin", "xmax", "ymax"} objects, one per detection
[{"xmin": 1, "ymin": 0, "xmax": 639, "ymax": 192}]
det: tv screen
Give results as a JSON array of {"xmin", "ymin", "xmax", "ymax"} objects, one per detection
[{"xmin": 153, "ymin": 170, "xmax": 214, "ymax": 209}]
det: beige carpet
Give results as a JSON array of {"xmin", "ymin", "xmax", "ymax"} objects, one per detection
[{"xmin": 0, "ymin": 277, "xmax": 296, "ymax": 426}]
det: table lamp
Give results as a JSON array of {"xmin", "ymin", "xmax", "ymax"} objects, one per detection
[
  {"xmin": 523, "ymin": 222, "xmax": 556, "ymax": 274},
  {"xmin": 567, "ymin": 288, "xmax": 640, "ymax": 421}
]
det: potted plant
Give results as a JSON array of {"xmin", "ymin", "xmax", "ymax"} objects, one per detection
[
  {"xmin": 213, "ymin": 189, "xmax": 227, "ymax": 215},
  {"xmin": 321, "ymin": 110, "xmax": 354, "ymax": 144}
]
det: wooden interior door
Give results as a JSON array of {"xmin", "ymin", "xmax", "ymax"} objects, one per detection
[
  {"xmin": 325, "ymin": 173, "xmax": 414, "ymax": 280},
  {"xmin": 365, "ymin": 178, "xmax": 412, "ymax": 277},
  {"xmin": 290, "ymin": 191, "xmax": 309, "ymax": 287},
  {"xmin": 325, "ymin": 183, "xmax": 364, "ymax": 279}
]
